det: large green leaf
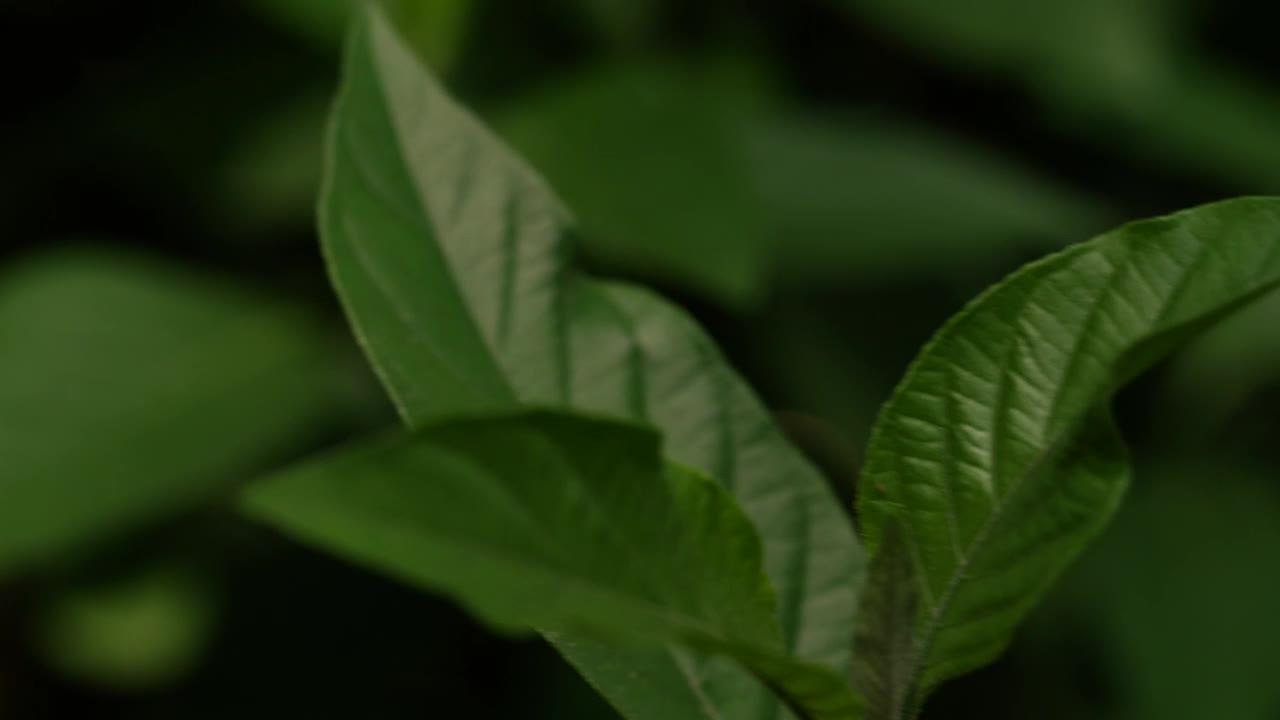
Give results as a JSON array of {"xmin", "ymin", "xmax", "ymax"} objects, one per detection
[
  {"xmin": 0, "ymin": 249, "xmax": 341, "ymax": 576},
  {"xmin": 316, "ymin": 6, "xmax": 863, "ymax": 718},
  {"xmin": 247, "ymin": 413, "xmax": 862, "ymax": 719},
  {"xmin": 855, "ymin": 197, "xmax": 1280, "ymax": 717}
]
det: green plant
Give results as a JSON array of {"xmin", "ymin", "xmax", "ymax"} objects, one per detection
[
  {"xmin": 238, "ymin": 7, "xmax": 1280, "ymax": 718},
  {"xmin": 8, "ymin": 5, "xmax": 1280, "ymax": 719}
]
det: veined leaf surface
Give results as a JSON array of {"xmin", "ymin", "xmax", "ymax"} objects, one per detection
[
  {"xmin": 856, "ymin": 197, "xmax": 1280, "ymax": 717},
  {"xmin": 312, "ymin": 6, "xmax": 863, "ymax": 719},
  {"xmin": 247, "ymin": 413, "xmax": 863, "ymax": 720}
]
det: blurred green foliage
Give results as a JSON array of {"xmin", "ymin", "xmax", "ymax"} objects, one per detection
[
  {"xmin": 496, "ymin": 59, "xmax": 774, "ymax": 306},
  {"xmin": 0, "ymin": 250, "xmax": 351, "ymax": 576},
  {"xmin": 2, "ymin": 0, "xmax": 1279, "ymax": 717},
  {"xmin": 36, "ymin": 561, "xmax": 216, "ymax": 692}
]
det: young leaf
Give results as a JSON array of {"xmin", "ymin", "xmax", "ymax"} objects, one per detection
[
  {"xmin": 0, "ymin": 249, "xmax": 342, "ymax": 577},
  {"xmin": 318, "ymin": 6, "xmax": 864, "ymax": 717},
  {"xmin": 857, "ymin": 197, "xmax": 1280, "ymax": 715},
  {"xmin": 245, "ymin": 412, "xmax": 864, "ymax": 720}
]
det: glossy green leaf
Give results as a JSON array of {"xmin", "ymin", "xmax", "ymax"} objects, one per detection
[
  {"xmin": 317, "ymin": 7, "xmax": 863, "ymax": 718},
  {"xmin": 246, "ymin": 413, "xmax": 863, "ymax": 720},
  {"xmin": 857, "ymin": 197, "xmax": 1280, "ymax": 716},
  {"xmin": 0, "ymin": 249, "xmax": 342, "ymax": 576}
]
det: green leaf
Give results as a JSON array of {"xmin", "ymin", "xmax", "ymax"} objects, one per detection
[
  {"xmin": 1159, "ymin": 285, "xmax": 1280, "ymax": 436},
  {"xmin": 382, "ymin": 0, "xmax": 471, "ymax": 72},
  {"xmin": 744, "ymin": 113, "xmax": 1111, "ymax": 287},
  {"xmin": 857, "ymin": 197, "xmax": 1280, "ymax": 715},
  {"xmin": 571, "ymin": 0, "xmax": 662, "ymax": 47},
  {"xmin": 37, "ymin": 562, "xmax": 216, "ymax": 692},
  {"xmin": 836, "ymin": 0, "xmax": 1177, "ymax": 108},
  {"xmin": 248, "ymin": 0, "xmax": 470, "ymax": 71},
  {"xmin": 316, "ymin": 6, "xmax": 863, "ymax": 718},
  {"xmin": 246, "ymin": 413, "xmax": 863, "ymax": 719},
  {"xmin": 1069, "ymin": 459, "xmax": 1280, "ymax": 719},
  {"xmin": 0, "ymin": 249, "xmax": 342, "ymax": 577},
  {"xmin": 494, "ymin": 60, "xmax": 771, "ymax": 307}
]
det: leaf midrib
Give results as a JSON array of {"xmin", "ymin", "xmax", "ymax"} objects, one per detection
[
  {"xmin": 890, "ymin": 233, "xmax": 1277, "ymax": 713},
  {"xmin": 889, "ymin": 245, "xmax": 1124, "ymax": 713}
]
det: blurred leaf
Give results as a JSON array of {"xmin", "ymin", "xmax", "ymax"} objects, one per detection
[
  {"xmin": 745, "ymin": 113, "xmax": 1111, "ymax": 286},
  {"xmin": 571, "ymin": 0, "xmax": 662, "ymax": 48},
  {"xmin": 838, "ymin": 0, "xmax": 1180, "ymax": 108},
  {"xmin": 0, "ymin": 249, "xmax": 341, "ymax": 576},
  {"xmin": 495, "ymin": 60, "xmax": 772, "ymax": 306},
  {"xmin": 382, "ymin": 0, "xmax": 471, "ymax": 71},
  {"xmin": 1114, "ymin": 62, "xmax": 1280, "ymax": 193},
  {"xmin": 1160, "ymin": 281, "xmax": 1280, "ymax": 434},
  {"xmin": 320, "ymin": 8, "xmax": 863, "ymax": 718},
  {"xmin": 494, "ymin": 56, "xmax": 1112, "ymax": 302},
  {"xmin": 858, "ymin": 197, "xmax": 1280, "ymax": 714},
  {"xmin": 247, "ymin": 0, "xmax": 351, "ymax": 48},
  {"xmin": 836, "ymin": 0, "xmax": 1280, "ymax": 192},
  {"xmin": 1075, "ymin": 461, "xmax": 1280, "ymax": 720},
  {"xmin": 219, "ymin": 92, "xmax": 330, "ymax": 236},
  {"xmin": 247, "ymin": 0, "xmax": 470, "ymax": 70},
  {"xmin": 247, "ymin": 413, "xmax": 863, "ymax": 720},
  {"xmin": 36, "ymin": 562, "xmax": 216, "ymax": 692}
]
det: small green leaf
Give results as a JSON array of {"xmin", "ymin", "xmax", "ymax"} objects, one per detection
[
  {"xmin": 246, "ymin": 412, "xmax": 863, "ymax": 720},
  {"xmin": 0, "ymin": 249, "xmax": 341, "ymax": 576},
  {"xmin": 857, "ymin": 197, "xmax": 1280, "ymax": 714},
  {"xmin": 318, "ymin": 7, "xmax": 863, "ymax": 717}
]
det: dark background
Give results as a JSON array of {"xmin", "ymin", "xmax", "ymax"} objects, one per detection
[{"xmin": 2, "ymin": 0, "xmax": 1279, "ymax": 717}]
